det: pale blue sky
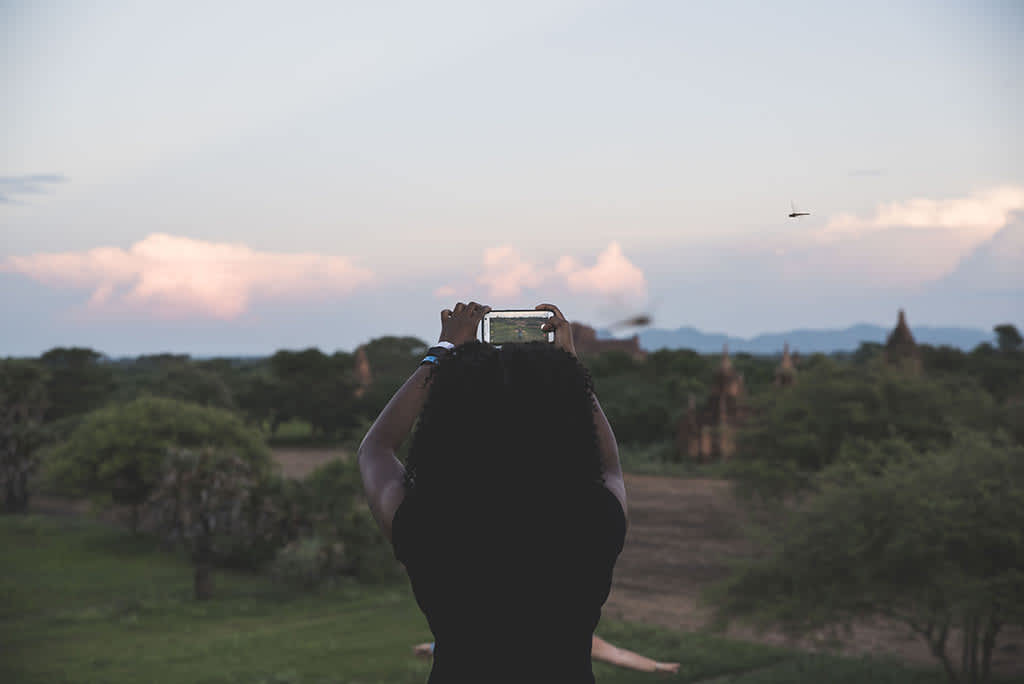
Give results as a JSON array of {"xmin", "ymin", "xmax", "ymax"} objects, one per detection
[{"xmin": 2, "ymin": 0, "xmax": 1022, "ymax": 355}]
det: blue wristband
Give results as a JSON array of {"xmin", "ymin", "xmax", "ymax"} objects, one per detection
[{"xmin": 420, "ymin": 354, "xmax": 440, "ymax": 366}]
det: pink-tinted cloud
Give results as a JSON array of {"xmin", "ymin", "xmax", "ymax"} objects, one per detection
[
  {"xmin": 433, "ymin": 284, "xmax": 458, "ymax": 298},
  {"xmin": 471, "ymin": 242, "xmax": 647, "ymax": 303},
  {"xmin": 822, "ymin": 185, "xmax": 1024, "ymax": 244},
  {"xmin": 2, "ymin": 233, "xmax": 373, "ymax": 319},
  {"xmin": 555, "ymin": 242, "xmax": 647, "ymax": 301},
  {"xmin": 476, "ymin": 246, "xmax": 544, "ymax": 298}
]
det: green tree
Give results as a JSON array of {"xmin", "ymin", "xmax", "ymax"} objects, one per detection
[
  {"xmin": 142, "ymin": 446, "xmax": 279, "ymax": 599},
  {"xmin": 44, "ymin": 396, "xmax": 272, "ymax": 531},
  {"xmin": 706, "ymin": 433, "xmax": 1024, "ymax": 684},
  {"xmin": 730, "ymin": 360, "xmax": 998, "ymax": 499},
  {"xmin": 0, "ymin": 360, "xmax": 49, "ymax": 513},
  {"xmin": 38, "ymin": 347, "xmax": 115, "ymax": 421},
  {"xmin": 994, "ymin": 324, "xmax": 1023, "ymax": 353},
  {"xmin": 269, "ymin": 348, "xmax": 360, "ymax": 438},
  {"xmin": 140, "ymin": 358, "xmax": 236, "ymax": 409},
  {"xmin": 268, "ymin": 456, "xmax": 399, "ymax": 585}
]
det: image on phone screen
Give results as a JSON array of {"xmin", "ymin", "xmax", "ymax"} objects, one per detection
[{"xmin": 482, "ymin": 311, "xmax": 553, "ymax": 345}]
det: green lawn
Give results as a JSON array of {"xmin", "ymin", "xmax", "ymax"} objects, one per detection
[{"xmin": 0, "ymin": 514, "xmax": 1003, "ymax": 684}]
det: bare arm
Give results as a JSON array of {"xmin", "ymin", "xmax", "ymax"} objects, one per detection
[
  {"xmin": 358, "ymin": 302, "xmax": 490, "ymax": 543},
  {"xmin": 591, "ymin": 635, "xmax": 680, "ymax": 674},
  {"xmin": 357, "ymin": 364, "xmax": 432, "ymax": 543},
  {"xmin": 591, "ymin": 394, "xmax": 627, "ymax": 517}
]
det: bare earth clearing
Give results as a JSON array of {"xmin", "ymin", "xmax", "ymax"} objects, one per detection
[{"xmin": 269, "ymin": 448, "xmax": 348, "ymax": 479}]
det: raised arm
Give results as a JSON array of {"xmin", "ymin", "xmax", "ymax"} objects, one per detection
[
  {"xmin": 358, "ymin": 302, "xmax": 490, "ymax": 542},
  {"xmin": 591, "ymin": 635, "xmax": 680, "ymax": 674},
  {"xmin": 537, "ymin": 304, "xmax": 627, "ymax": 518}
]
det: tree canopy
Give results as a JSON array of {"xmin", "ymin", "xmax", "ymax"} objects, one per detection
[{"xmin": 44, "ymin": 396, "xmax": 272, "ymax": 530}]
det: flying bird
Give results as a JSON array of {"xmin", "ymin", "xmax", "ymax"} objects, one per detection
[
  {"xmin": 788, "ymin": 201, "xmax": 810, "ymax": 218},
  {"xmin": 606, "ymin": 313, "xmax": 653, "ymax": 331}
]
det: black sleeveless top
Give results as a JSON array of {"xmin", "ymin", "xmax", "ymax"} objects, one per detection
[{"xmin": 392, "ymin": 482, "xmax": 627, "ymax": 683}]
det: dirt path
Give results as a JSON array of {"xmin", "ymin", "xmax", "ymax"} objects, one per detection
[
  {"xmin": 604, "ymin": 474, "xmax": 1024, "ymax": 676},
  {"xmin": 270, "ymin": 448, "xmax": 348, "ymax": 479}
]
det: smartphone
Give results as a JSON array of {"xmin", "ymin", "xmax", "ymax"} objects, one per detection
[{"xmin": 481, "ymin": 310, "xmax": 554, "ymax": 345}]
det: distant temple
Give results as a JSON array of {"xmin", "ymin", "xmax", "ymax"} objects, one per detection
[
  {"xmin": 571, "ymin": 323, "xmax": 646, "ymax": 360},
  {"xmin": 675, "ymin": 345, "xmax": 749, "ymax": 462},
  {"xmin": 671, "ymin": 309, "xmax": 922, "ymax": 463},
  {"xmin": 774, "ymin": 343, "xmax": 797, "ymax": 387},
  {"xmin": 884, "ymin": 309, "xmax": 922, "ymax": 372},
  {"xmin": 353, "ymin": 346, "xmax": 373, "ymax": 398}
]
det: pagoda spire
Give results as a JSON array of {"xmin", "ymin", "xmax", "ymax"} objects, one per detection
[
  {"xmin": 775, "ymin": 342, "xmax": 797, "ymax": 386},
  {"xmin": 720, "ymin": 343, "xmax": 732, "ymax": 371},
  {"xmin": 885, "ymin": 308, "xmax": 922, "ymax": 371}
]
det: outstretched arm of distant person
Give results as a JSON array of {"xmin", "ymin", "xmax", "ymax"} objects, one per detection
[
  {"xmin": 358, "ymin": 302, "xmax": 490, "ymax": 542},
  {"xmin": 590, "ymin": 635, "xmax": 680, "ymax": 674},
  {"xmin": 538, "ymin": 303, "xmax": 627, "ymax": 519},
  {"xmin": 412, "ymin": 635, "xmax": 679, "ymax": 674}
]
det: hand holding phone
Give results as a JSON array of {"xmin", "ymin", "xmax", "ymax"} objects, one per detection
[
  {"xmin": 440, "ymin": 302, "xmax": 492, "ymax": 345},
  {"xmin": 535, "ymin": 303, "xmax": 576, "ymax": 357}
]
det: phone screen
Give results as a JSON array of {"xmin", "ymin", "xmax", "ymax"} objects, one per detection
[{"xmin": 482, "ymin": 311, "xmax": 553, "ymax": 345}]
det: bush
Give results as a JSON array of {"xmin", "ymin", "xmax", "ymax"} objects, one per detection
[
  {"xmin": 141, "ymin": 446, "xmax": 280, "ymax": 599},
  {"xmin": 0, "ymin": 360, "xmax": 49, "ymax": 513},
  {"xmin": 43, "ymin": 396, "xmax": 272, "ymax": 531},
  {"xmin": 706, "ymin": 432, "xmax": 1024, "ymax": 684},
  {"xmin": 731, "ymin": 360, "xmax": 998, "ymax": 500},
  {"xmin": 260, "ymin": 458, "xmax": 399, "ymax": 587}
]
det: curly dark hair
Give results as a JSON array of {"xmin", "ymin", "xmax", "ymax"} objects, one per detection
[{"xmin": 403, "ymin": 342, "xmax": 602, "ymax": 504}]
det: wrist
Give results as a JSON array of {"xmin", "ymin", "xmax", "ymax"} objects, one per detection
[{"xmin": 420, "ymin": 344, "xmax": 454, "ymax": 368}]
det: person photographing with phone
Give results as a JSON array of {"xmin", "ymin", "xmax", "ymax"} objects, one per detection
[{"xmin": 358, "ymin": 302, "xmax": 628, "ymax": 683}]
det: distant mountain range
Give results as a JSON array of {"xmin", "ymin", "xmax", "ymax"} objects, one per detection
[{"xmin": 606, "ymin": 324, "xmax": 994, "ymax": 354}]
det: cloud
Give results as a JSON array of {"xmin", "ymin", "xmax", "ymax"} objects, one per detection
[
  {"xmin": 471, "ymin": 242, "xmax": 647, "ymax": 303},
  {"xmin": 2, "ymin": 233, "xmax": 373, "ymax": 319},
  {"xmin": 936, "ymin": 216, "xmax": 1024, "ymax": 292},
  {"xmin": 0, "ymin": 174, "xmax": 68, "ymax": 203},
  {"xmin": 476, "ymin": 246, "xmax": 544, "ymax": 298},
  {"xmin": 821, "ymin": 186, "xmax": 1024, "ymax": 244},
  {"xmin": 433, "ymin": 284, "xmax": 458, "ymax": 298},
  {"xmin": 556, "ymin": 242, "xmax": 647, "ymax": 301},
  {"xmin": 771, "ymin": 186, "xmax": 1024, "ymax": 287}
]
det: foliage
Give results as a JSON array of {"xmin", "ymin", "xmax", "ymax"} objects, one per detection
[
  {"xmin": 706, "ymin": 433, "xmax": 1024, "ymax": 684},
  {"xmin": 127, "ymin": 354, "xmax": 237, "ymax": 409},
  {"xmin": 267, "ymin": 458, "xmax": 399, "ymax": 586},
  {"xmin": 586, "ymin": 349, "xmax": 709, "ymax": 449},
  {"xmin": 44, "ymin": 396, "xmax": 272, "ymax": 530},
  {"xmin": 268, "ymin": 348, "xmax": 360, "ymax": 438},
  {"xmin": 140, "ymin": 446, "xmax": 280, "ymax": 599},
  {"xmin": 729, "ymin": 359, "xmax": 999, "ymax": 499},
  {"xmin": 38, "ymin": 346, "xmax": 116, "ymax": 421},
  {"xmin": 0, "ymin": 360, "xmax": 49, "ymax": 513},
  {"xmin": 994, "ymin": 324, "xmax": 1023, "ymax": 354}
]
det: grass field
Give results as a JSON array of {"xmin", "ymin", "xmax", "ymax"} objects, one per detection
[{"xmin": 2, "ymin": 514, "xmax": 1012, "ymax": 684}]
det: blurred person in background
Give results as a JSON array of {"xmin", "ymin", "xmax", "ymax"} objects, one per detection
[{"xmin": 359, "ymin": 302, "xmax": 628, "ymax": 683}]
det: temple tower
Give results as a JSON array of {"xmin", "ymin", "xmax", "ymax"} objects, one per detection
[
  {"xmin": 353, "ymin": 346, "xmax": 373, "ymax": 398},
  {"xmin": 774, "ymin": 343, "xmax": 797, "ymax": 387},
  {"xmin": 884, "ymin": 309, "xmax": 922, "ymax": 372}
]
